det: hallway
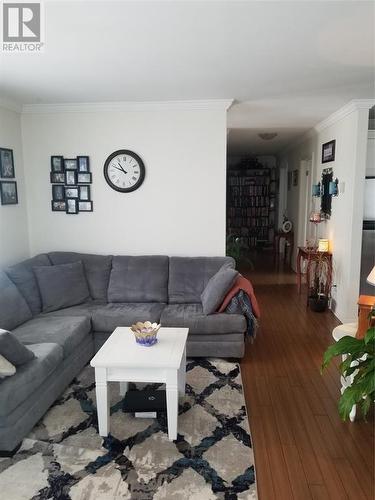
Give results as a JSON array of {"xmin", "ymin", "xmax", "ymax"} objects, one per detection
[{"xmin": 240, "ymin": 254, "xmax": 374, "ymax": 500}]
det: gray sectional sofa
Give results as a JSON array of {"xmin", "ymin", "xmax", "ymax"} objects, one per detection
[{"xmin": 0, "ymin": 252, "xmax": 246, "ymax": 452}]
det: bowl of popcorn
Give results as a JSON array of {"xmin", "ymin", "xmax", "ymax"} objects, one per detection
[{"xmin": 130, "ymin": 321, "xmax": 161, "ymax": 346}]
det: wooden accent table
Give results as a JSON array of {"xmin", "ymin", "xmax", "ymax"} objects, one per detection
[
  {"xmin": 274, "ymin": 230, "xmax": 294, "ymax": 266},
  {"xmin": 356, "ymin": 295, "xmax": 375, "ymax": 339},
  {"xmin": 296, "ymin": 246, "xmax": 332, "ymax": 294}
]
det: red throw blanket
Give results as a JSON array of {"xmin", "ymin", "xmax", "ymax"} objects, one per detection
[{"xmin": 217, "ymin": 275, "xmax": 261, "ymax": 318}]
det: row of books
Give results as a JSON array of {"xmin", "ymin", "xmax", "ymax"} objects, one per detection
[
  {"xmin": 227, "ymin": 206, "xmax": 270, "ymax": 217},
  {"xmin": 227, "ymin": 176, "xmax": 271, "ymax": 187},
  {"xmin": 228, "ymin": 195, "xmax": 270, "ymax": 208},
  {"xmin": 228, "ymin": 216, "xmax": 270, "ymax": 228},
  {"xmin": 227, "ymin": 183, "xmax": 270, "ymax": 196}
]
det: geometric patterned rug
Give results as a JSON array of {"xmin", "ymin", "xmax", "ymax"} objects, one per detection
[{"xmin": 0, "ymin": 358, "xmax": 257, "ymax": 499}]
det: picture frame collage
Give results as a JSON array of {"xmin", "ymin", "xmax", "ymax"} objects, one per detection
[
  {"xmin": 0, "ymin": 147, "xmax": 18, "ymax": 206},
  {"xmin": 50, "ymin": 156, "xmax": 93, "ymax": 214}
]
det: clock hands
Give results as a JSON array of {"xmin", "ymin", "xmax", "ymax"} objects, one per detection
[{"xmin": 114, "ymin": 163, "xmax": 128, "ymax": 175}]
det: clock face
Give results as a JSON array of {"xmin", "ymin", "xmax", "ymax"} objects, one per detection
[{"xmin": 104, "ymin": 150, "xmax": 145, "ymax": 192}]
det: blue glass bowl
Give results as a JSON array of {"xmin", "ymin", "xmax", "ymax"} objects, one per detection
[{"xmin": 135, "ymin": 334, "xmax": 158, "ymax": 347}]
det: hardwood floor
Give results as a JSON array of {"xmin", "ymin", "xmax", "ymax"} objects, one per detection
[{"xmin": 240, "ymin": 252, "xmax": 374, "ymax": 500}]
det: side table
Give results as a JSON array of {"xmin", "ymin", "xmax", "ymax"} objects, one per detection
[
  {"xmin": 274, "ymin": 230, "xmax": 294, "ymax": 267},
  {"xmin": 296, "ymin": 246, "xmax": 332, "ymax": 294}
]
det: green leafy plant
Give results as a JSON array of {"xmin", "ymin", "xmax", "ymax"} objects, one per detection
[
  {"xmin": 226, "ymin": 235, "xmax": 253, "ymax": 269},
  {"xmin": 321, "ymin": 324, "xmax": 374, "ymax": 421}
]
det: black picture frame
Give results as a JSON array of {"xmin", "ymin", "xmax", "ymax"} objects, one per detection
[
  {"xmin": 78, "ymin": 200, "xmax": 93, "ymax": 212},
  {"xmin": 322, "ymin": 140, "xmax": 336, "ymax": 163},
  {"xmin": 65, "ymin": 169, "xmax": 77, "ymax": 186},
  {"xmin": 50, "ymin": 172, "xmax": 65, "ymax": 184},
  {"xmin": 0, "ymin": 181, "xmax": 18, "ymax": 205},
  {"xmin": 51, "ymin": 156, "xmax": 64, "ymax": 173},
  {"xmin": 64, "ymin": 158, "xmax": 78, "ymax": 170},
  {"xmin": 52, "ymin": 184, "xmax": 65, "ymax": 201},
  {"xmin": 292, "ymin": 170, "xmax": 299, "ymax": 187},
  {"xmin": 77, "ymin": 172, "xmax": 92, "ymax": 184},
  {"xmin": 66, "ymin": 198, "xmax": 78, "ymax": 214},
  {"xmin": 77, "ymin": 156, "xmax": 90, "ymax": 173},
  {"xmin": 51, "ymin": 200, "xmax": 66, "ymax": 212},
  {"xmin": 65, "ymin": 186, "xmax": 79, "ymax": 199},
  {"xmin": 79, "ymin": 185, "xmax": 91, "ymax": 201},
  {"xmin": 0, "ymin": 148, "xmax": 15, "ymax": 178}
]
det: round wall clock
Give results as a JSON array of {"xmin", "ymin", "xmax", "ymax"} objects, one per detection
[{"xmin": 103, "ymin": 150, "xmax": 145, "ymax": 193}]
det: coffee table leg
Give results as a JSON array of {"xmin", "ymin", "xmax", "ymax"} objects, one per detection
[
  {"xmin": 166, "ymin": 370, "xmax": 178, "ymax": 441},
  {"xmin": 95, "ymin": 368, "xmax": 109, "ymax": 437},
  {"xmin": 178, "ymin": 347, "xmax": 186, "ymax": 396},
  {"xmin": 119, "ymin": 381, "xmax": 128, "ymax": 396}
]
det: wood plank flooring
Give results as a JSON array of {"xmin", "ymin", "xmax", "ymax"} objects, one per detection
[{"xmin": 240, "ymin": 254, "xmax": 374, "ymax": 500}]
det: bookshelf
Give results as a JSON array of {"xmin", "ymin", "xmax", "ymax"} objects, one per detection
[{"xmin": 227, "ymin": 158, "xmax": 276, "ymax": 249}]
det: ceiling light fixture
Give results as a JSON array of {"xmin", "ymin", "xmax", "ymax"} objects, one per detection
[{"xmin": 258, "ymin": 132, "xmax": 278, "ymax": 140}]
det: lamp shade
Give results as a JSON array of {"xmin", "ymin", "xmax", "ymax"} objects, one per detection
[
  {"xmin": 367, "ymin": 266, "xmax": 375, "ymax": 286},
  {"xmin": 318, "ymin": 239, "xmax": 329, "ymax": 252}
]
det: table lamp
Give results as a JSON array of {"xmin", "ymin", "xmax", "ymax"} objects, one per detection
[{"xmin": 367, "ymin": 266, "xmax": 375, "ymax": 286}]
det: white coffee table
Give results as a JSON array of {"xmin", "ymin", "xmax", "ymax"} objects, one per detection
[{"xmin": 90, "ymin": 326, "xmax": 189, "ymax": 441}]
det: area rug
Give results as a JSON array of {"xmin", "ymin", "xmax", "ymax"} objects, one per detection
[{"xmin": 0, "ymin": 358, "xmax": 257, "ymax": 499}]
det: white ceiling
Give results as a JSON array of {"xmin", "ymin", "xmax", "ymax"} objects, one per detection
[{"xmin": 1, "ymin": 1, "xmax": 374, "ymax": 154}]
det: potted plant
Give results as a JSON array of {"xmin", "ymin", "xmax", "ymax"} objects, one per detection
[
  {"xmin": 307, "ymin": 253, "xmax": 332, "ymax": 312},
  {"xmin": 321, "ymin": 324, "xmax": 374, "ymax": 420},
  {"xmin": 226, "ymin": 235, "xmax": 254, "ymax": 270}
]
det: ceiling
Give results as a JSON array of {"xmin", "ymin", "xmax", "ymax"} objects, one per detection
[{"xmin": 1, "ymin": 1, "xmax": 374, "ymax": 154}]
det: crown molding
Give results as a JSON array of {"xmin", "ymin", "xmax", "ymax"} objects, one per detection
[
  {"xmin": 314, "ymin": 99, "xmax": 375, "ymax": 133},
  {"xmin": 0, "ymin": 97, "xmax": 22, "ymax": 113},
  {"xmin": 22, "ymin": 99, "xmax": 234, "ymax": 114}
]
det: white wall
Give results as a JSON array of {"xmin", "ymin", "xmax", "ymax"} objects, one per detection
[
  {"xmin": 281, "ymin": 100, "xmax": 374, "ymax": 323},
  {"xmin": 21, "ymin": 102, "xmax": 228, "ymax": 257},
  {"xmin": 0, "ymin": 104, "xmax": 30, "ymax": 268}
]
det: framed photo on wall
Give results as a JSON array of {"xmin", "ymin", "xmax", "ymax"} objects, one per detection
[
  {"xmin": 0, "ymin": 181, "xmax": 18, "ymax": 205},
  {"xmin": 65, "ymin": 169, "xmax": 77, "ymax": 186},
  {"xmin": 77, "ymin": 172, "xmax": 92, "ymax": 184},
  {"xmin": 77, "ymin": 156, "xmax": 90, "ymax": 172},
  {"xmin": 65, "ymin": 187, "xmax": 79, "ymax": 198},
  {"xmin": 51, "ymin": 156, "xmax": 64, "ymax": 173},
  {"xmin": 79, "ymin": 185, "xmax": 90, "ymax": 200},
  {"xmin": 0, "ymin": 148, "xmax": 15, "ymax": 178},
  {"xmin": 78, "ymin": 201, "xmax": 93, "ymax": 212},
  {"xmin": 322, "ymin": 140, "xmax": 336, "ymax": 163},
  {"xmin": 52, "ymin": 185, "xmax": 65, "ymax": 201},
  {"xmin": 50, "ymin": 172, "xmax": 64, "ymax": 184},
  {"xmin": 51, "ymin": 200, "xmax": 66, "ymax": 212},
  {"xmin": 64, "ymin": 158, "xmax": 78, "ymax": 170},
  {"xmin": 66, "ymin": 198, "xmax": 78, "ymax": 214}
]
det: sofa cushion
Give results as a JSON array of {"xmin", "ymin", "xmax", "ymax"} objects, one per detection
[
  {"xmin": 91, "ymin": 303, "xmax": 166, "ymax": 332},
  {"xmin": 0, "ymin": 353, "xmax": 16, "ymax": 378},
  {"xmin": 168, "ymin": 257, "xmax": 235, "ymax": 304},
  {"xmin": 108, "ymin": 256, "xmax": 169, "ymax": 303},
  {"xmin": 0, "ymin": 342, "xmax": 63, "ymax": 416},
  {"xmin": 34, "ymin": 261, "xmax": 90, "ymax": 313},
  {"xmin": 48, "ymin": 252, "xmax": 112, "ymax": 301},
  {"xmin": 12, "ymin": 315, "xmax": 91, "ymax": 358},
  {"xmin": 0, "ymin": 271, "xmax": 32, "ymax": 330},
  {"xmin": 160, "ymin": 303, "xmax": 246, "ymax": 335},
  {"xmin": 5, "ymin": 254, "xmax": 51, "ymax": 315},
  {"xmin": 201, "ymin": 265, "xmax": 238, "ymax": 314},
  {"xmin": 0, "ymin": 329, "xmax": 35, "ymax": 365}
]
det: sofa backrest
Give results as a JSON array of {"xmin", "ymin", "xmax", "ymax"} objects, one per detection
[
  {"xmin": 168, "ymin": 256, "xmax": 235, "ymax": 304},
  {"xmin": 0, "ymin": 271, "xmax": 32, "ymax": 330},
  {"xmin": 108, "ymin": 256, "xmax": 169, "ymax": 303},
  {"xmin": 48, "ymin": 252, "xmax": 112, "ymax": 301},
  {"xmin": 5, "ymin": 254, "xmax": 51, "ymax": 315}
]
